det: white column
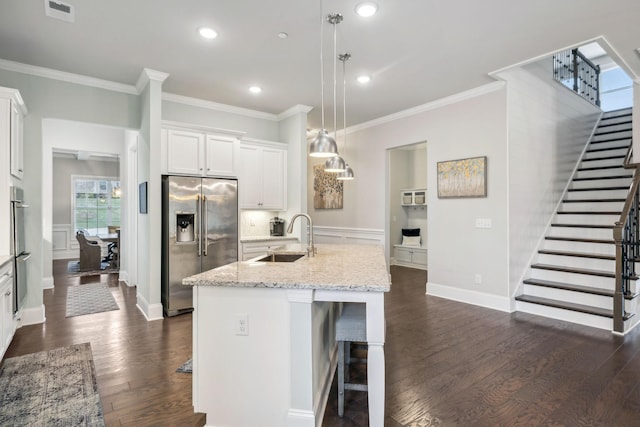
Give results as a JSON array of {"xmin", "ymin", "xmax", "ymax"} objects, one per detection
[
  {"xmin": 366, "ymin": 293, "xmax": 386, "ymax": 427},
  {"xmin": 287, "ymin": 289, "xmax": 316, "ymax": 427}
]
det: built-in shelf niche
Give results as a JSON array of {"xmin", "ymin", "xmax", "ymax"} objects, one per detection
[{"xmin": 401, "ymin": 189, "xmax": 426, "ymax": 206}]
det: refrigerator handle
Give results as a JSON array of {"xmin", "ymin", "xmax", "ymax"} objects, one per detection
[
  {"xmin": 203, "ymin": 195, "xmax": 208, "ymax": 256},
  {"xmin": 196, "ymin": 194, "xmax": 202, "ymax": 257}
]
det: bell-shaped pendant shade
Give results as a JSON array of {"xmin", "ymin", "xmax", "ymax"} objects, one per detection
[
  {"xmin": 324, "ymin": 155, "xmax": 346, "ymax": 173},
  {"xmin": 337, "ymin": 163, "xmax": 355, "ymax": 180},
  {"xmin": 309, "ymin": 129, "xmax": 338, "ymax": 158}
]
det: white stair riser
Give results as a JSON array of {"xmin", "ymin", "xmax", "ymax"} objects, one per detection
[
  {"xmin": 591, "ymin": 130, "xmax": 632, "ymax": 142},
  {"xmin": 530, "ymin": 268, "xmax": 614, "ymax": 289},
  {"xmin": 542, "ymin": 239, "xmax": 615, "ymax": 256},
  {"xmin": 570, "ymin": 178, "xmax": 631, "ymax": 190},
  {"xmin": 523, "ymin": 284, "xmax": 612, "ymax": 309},
  {"xmin": 561, "ymin": 201, "xmax": 625, "ymax": 211},
  {"xmin": 565, "ymin": 189, "xmax": 628, "ymax": 200},
  {"xmin": 516, "ymin": 301, "xmax": 612, "ymax": 330},
  {"xmin": 601, "ymin": 111, "xmax": 632, "ymax": 122},
  {"xmin": 583, "ymin": 148, "xmax": 629, "ymax": 160},
  {"xmin": 554, "ymin": 213, "xmax": 619, "ymax": 225},
  {"xmin": 536, "ymin": 253, "xmax": 614, "ymax": 271},
  {"xmin": 574, "ymin": 168, "xmax": 631, "ymax": 179},
  {"xmin": 594, "ymin": 123, "xmax": 633, "ymax": 133},
  {"xmin": 547, "ymin": 226, "xmax": 613, "ymax": 240},
  {"xmin": 579, "ymin": 158, "xmax": 626, "ymax": 169},
  {"xmin": 587, "ymin": 140, "xmax": 632, "ymax": 151}
]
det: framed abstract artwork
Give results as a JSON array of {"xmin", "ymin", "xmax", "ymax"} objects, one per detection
[
  {"xmin": 313, "ymin": 164, "xmax": 343, "ymax": 209},
  {"xmin": 437, "ymin": 156, "xmax": 487, "ymax": 198}
]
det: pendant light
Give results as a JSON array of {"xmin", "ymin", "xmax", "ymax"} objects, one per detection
[
  {"xmin": 309, "ymin": 2, "xmax": 338, "ymax": 158},
  {"xmin": 323, "ymin": 13, "xmax": 347, "ymax": 172},
  {"xmin": 337, "ymin": 53, "xmax": 355, "ymax": 180}
]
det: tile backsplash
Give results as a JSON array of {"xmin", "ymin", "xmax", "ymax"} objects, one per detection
[{"xmin": 240, "ymin": 211, "xmax": 280, "ymax": 237}]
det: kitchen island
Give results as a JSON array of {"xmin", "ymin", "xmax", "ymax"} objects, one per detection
[{"xmin": 183, "ymin": 243, "xmax": 390, "ymax": 427}]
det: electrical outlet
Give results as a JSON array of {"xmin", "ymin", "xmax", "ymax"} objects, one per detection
[
  {"xmin": 235, "ymin": 314, "xmax": 249, "ymax": 336},
  {"xmin": 475, "ymin": 274, "xmax": 482, "ymax": 284}
]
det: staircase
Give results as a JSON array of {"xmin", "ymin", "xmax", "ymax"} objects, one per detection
[{"xmin": 515, "ymin": 108, "xmax": 638, "ymax": 331}]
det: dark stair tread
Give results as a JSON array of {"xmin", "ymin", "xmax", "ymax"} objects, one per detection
[
  {"xmin": 567, "ymin": 186, "xmax": 628, "ymax": 191},
  {"xmin": 573, "ymin": 175, "xmax": 631, "ymax": 181},
  {"xmin": 593, "ymin": 129, "xmax": 633, "ymax": 137},
  {"xmin": 537, "ymin": 249, "xmax": 615, "ymax": 260},
  {"xmin": 586, "ymin": 146, "xmax": 631, "ymax": 154},
  {"xmin": 563, "ymin": 198, "xmax": 625, "ymax": 203},
  {"xmin": 523, "ymin": 278, "xmax": 639, "ymax": 300},
  {"xmin": 531, "ymin": 263, "xmax": 615, "ymax": 278},
  {"xmin": 550, "ymin": 223, "xmax": 614, "ymax": 229},
  {"xmin": 596, "ymin": 120, "xmax": 632, "ymax": 128},
  {"xmin": 545, "ymin": 236, "xmax": 614, "ymax": 244},
  {"xmin": 580, "ymin": 155, "xmax": 626, "ymax": 162},
  {"xmin": 515, "ymin": 295, "xmax": 634, "ymax": 319},
  {"xmin": 556, "ymin": 211, "xmax": 621, "ymax": 215}
]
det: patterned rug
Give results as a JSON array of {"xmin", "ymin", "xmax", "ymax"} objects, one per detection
[
  {"xmin": 0, "ymin": 343, "xmax": 105, "ymax": 426},
  {"xmin": 66, "ymin": 283, "xmax": 119, "ymax": 317},
  {"xmin": 176, "ymin": 358, "xmax": 192, "ymax": 373},
  {"xmin": 67, "ymin": 261, "xmax": 118, "ymax": 277}
]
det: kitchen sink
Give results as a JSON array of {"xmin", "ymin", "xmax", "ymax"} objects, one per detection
[{"xmin": 257, "ymin": 253, "xmax": 305, "ymax": 263}]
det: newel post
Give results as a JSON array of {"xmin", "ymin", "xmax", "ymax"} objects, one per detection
[{"xmin": 613, "ymin": 221, "xmax": 625, "ymax": 333}]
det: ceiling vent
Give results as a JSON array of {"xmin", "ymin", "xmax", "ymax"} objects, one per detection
[{"xmin": 44, "ymin": 0, "xmax": 75, "ymax": 23}]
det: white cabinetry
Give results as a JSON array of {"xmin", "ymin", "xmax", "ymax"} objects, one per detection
[
  {"xmin": 394, "ymin": 245, "xmax": 427, "ymax": 270},
  {"xmin": 238, "ymin": 140, "xmax": 287, "ymax": 210},
  {"xmin": 0, "ymin": 260, "xmax": 15, "ymax": 360},
  {"xmin": 10, "ymin": 100, "xmax": 24, "ymax": 180},
  {"xmin": 161, "ymin": 124, "xmax": 241, "ymax": 178},
  {"xmin": 401, "ymin": 189, "xmax": 426, "ymax": 206}
]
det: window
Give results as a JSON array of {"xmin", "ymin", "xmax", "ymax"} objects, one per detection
[
  {"xmin": 599, "ymin": 67, "xmax": 633, "ymax": 112},
  {"xmin": 72, "ymin": 176, "xmax": 121, "ymax": 235}
]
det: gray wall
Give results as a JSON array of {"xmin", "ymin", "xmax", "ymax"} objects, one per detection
[{"xmin": 52, "ymin": 157, "xmax": 119, "ymax": 224}]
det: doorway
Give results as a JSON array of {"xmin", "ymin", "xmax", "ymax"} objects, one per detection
[{"xmin": 387, "ymin": 142, "xmax": 427, "ymax": 270}]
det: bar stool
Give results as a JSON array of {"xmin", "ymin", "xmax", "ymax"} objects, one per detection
[{"xmin": 336, "ymin": 302, "xmax": 368, "ymax": 417}]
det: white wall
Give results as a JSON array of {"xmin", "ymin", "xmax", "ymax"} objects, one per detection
[{"xmin": 497, "ymin": 60, "xmax": 601, "ymax": 298}]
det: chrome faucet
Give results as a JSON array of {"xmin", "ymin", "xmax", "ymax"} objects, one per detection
[{"xmin": 287, "ymin": 213, "xmax": 316, "ymax": 257}]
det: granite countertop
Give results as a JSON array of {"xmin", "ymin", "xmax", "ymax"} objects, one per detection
[
  {"xmin": 0, "ymin": 255, "xmax": 13, "ymax": 268},
  {"xmin": 184, "ymin": 244, "xmax": 391, "ymax": 292},
  {"xmin": 240, "ymin": 235, "xmax": 299, "ymax": 243}
]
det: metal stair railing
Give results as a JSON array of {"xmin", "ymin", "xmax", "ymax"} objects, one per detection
[{"xmin": 613, "ymin": 143, "xmax": 638, "ymax": 333}]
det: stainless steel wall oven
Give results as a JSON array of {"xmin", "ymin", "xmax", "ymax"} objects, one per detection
[{"xmin": 10, "ymin": 186, "xmax": 29, "ymax": 314}]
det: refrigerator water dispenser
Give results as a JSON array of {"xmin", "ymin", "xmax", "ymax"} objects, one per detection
[{"xmin": 176, "ymin": 213, "xmax": 195, "ymax": 242}]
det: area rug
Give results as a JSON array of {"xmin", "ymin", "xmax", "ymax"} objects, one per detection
[
  {"xmin": 0, "ymin": 343, "xmax": 105, "ymax": 426},
  {"xmin": 176, "ymin": 358, "xmax": 192, "ymax": 373},
  {"xmin": 67, "ymin": 260, "xmax": 118, "ymax": 277},
  {"xmin": 66, "ymin": 283, "xmax": 119, "ymax": 318}
]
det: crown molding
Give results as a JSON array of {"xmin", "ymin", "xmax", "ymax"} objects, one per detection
[
  {"xmin": 0, "ymin": 58, "xmax": 138, "ymax": 95},
  {"xmin": 135, "ymin": 68, "xmax": 170, "ymax": 93},
  {"xmin": 346, "ymin": 81, "xmax": 505, "ymax": 134},
  {"xmin": 162, "ymin": 92, "xmax": 279, "ymax": 121},
  {"xmin": 277, "ymin": 104, "xmax": 313, "ymax": 121},
  {"xmin": 0, "ymin": 86, "xmax": 27, "ymax": 114}
]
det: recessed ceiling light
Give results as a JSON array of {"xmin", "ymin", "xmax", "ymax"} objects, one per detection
[
  {"xmin": 355, "ymin": 2, "xmax": 378, "ymax": 17},
  {"xmin": 198, "ymin": 27, "xmax": 218, "ymax": 39},
  {"xmin": 249, "ymin": 86, "xmax": 262, "ymax": 94},
  {"xmin": 278, "ymin": 32, "xmax": 288, "ymax": 39},
  {"xmin": 357, "ymin": 75, "xmax": 371, "ymax": 84}
]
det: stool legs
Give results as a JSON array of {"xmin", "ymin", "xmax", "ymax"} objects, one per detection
[{"xmin": 338, "ymin": 340, "xmax": 345, "ymax": 417}]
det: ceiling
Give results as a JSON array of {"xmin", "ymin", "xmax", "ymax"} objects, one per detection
[{"xmin": 1, "ymin": 0, "xmax": 639, "ymax": 130}]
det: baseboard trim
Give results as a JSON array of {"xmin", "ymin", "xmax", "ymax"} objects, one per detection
[
  {"xmin": 286, "ymin": 409, "xmax": 315, "ymax": 427},
  {"xmin": 18, "ymin": 304, "xmax": 46, "ymax": 326},
  {"xmin": 135, "ymin": 292, "xmax": 164, "ymax": 321},
  {"xmin": 42, "ymin": 276, "xmax": 54, "ymax": 290},
  {"xmin": 427, "ymin": 282, "xmax": 511, "ymax": 313}
]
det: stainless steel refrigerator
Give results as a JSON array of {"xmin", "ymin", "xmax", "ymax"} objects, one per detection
[{"xmin": 161, "ymin": 175, "xmax": 238, "ymax": 317}]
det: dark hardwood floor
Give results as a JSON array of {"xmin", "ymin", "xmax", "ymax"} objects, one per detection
[
  {"xmin": 4, "ymin": 262, "xmax": 640, "ymax": 426},
  {"xmin": 3, "ymin": 260, "xmax": 205, "ymax": 427}
]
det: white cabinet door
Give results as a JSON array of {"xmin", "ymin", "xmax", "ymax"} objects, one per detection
[
  {"xmin": 167, "ymin": 129, "xmax": 204, "ymax": 175},
  {"xmin": 260, "ymin": 147, "xmax": 286, "ymax": 210},
  {"xmin": 412, "ymin": 249, "xmax": 428, "ymax": 266},
  {"xmin": 238, "ymin": 144, "xmax": 263, "ymax": 209},
  {"xmin": 395, "ymin": 247, "xmax": 412, "ymax": 263},
  {"xmin": 205, "ymin": 136, "xmax": 237, "ymax": 177},
  {"xmin": 10, "ymin": 100, "xmax": 23, "ymax": 180},
  {"xmin": 0, "ymin": 265, "xmax": 13, "ymax": 360}
]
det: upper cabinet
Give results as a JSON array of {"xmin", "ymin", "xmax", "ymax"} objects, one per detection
[
  {"xmin": 401, "ymin": 189, "xmax": 426, "ymax": 206},
  {"xmin": 0, "ymin": 87, "xmax": 26, "ymax": 182},
  {"xmin": 161, "ymin": 123, "xmax": 242, "ymax": 178},
  {"xmin": 238, "ymin": 140, "xmax": 287, "ymax": 210}
]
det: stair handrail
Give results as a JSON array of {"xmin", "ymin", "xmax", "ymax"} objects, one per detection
[{"xmin": 613, "ymin": 143, "xmax": 638, "ymax": 332}]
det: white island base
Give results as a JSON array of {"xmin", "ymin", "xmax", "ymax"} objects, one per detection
[{"xmin": 187, "ymin": 244, "xmax": 389, "ymax": 427}]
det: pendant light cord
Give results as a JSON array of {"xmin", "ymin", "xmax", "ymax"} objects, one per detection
[
  {"xmin": 319, "ymin": 0, "xmax": 325, "ymax": 130},
  {"xmin": 342, "ymin": 54, "xmax": 348, "ymax": 153},
  {"xmin": 333, "ymin": 17, "xmax": 337, "ymax": 141}
]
